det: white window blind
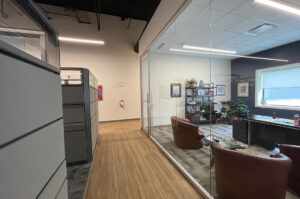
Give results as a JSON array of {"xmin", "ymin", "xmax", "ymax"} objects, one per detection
[{"xmin": 256, "ymin": 64, "xmax": 300, "ymax": 109}]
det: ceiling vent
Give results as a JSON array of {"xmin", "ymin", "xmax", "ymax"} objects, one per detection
[{"xmin": 244, "ymin": 23, "xmax": 278, "ymax": 36}]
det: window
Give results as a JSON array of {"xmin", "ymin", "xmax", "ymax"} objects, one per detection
[{"xmin": 256, "ymin": 64, "xmax": 300, "ymax": 110}]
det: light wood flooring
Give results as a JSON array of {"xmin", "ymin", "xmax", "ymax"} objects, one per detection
[{"xmin": 85, "ymin": 120, "xmax": 204, "ymax": 199}]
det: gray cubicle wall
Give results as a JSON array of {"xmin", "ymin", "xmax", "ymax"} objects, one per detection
[
  {"xmin": 61, "ymin": 68, "xmax": 99, "ymax": 165},
  {"xmin": 0, "ymin": 41, "xmax": 67, "ymax": 198},
  {"xmin": 89, "ymin": 71, "xmax": 99, "ymax": 155}
]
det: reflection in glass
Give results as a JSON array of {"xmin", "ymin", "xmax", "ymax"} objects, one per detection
[
  {"xmin": 142, "ymin": 0, "xmax": 300, "ymax": 198},
  {"xmin": 0, "ymin": 0, "xmax": 60, "ymax": 68}
]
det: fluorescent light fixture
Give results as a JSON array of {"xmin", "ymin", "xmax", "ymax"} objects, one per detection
[
  {"xmin": 183, "ymin": 45, "xmax": 237, "ymax": 54},
  {"xmin": 255, "ymin": 0, "xmax": 300, "ymax": 16},
  {"xmin": 58, "ymin": 36, "xmax": 105, "ymax": 45},
  {"xmin": 169, "ymin": 48, "xmax": 288, "ymax": 62}
]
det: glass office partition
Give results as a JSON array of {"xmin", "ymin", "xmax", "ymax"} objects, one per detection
[
  {"xmin": 148, "ymin": 1, "xmax": 214, "ymax": 196},
  {"xmin": 142, "ymin": 0, "xmax": 300, "ymax": 198},
  {"xmin": 141, "ymin": 53, "xmax": 150, "ymax": 135},
  {"xmin": 0, "ymin": 0, "xmax": 60, "ymax": 68}
]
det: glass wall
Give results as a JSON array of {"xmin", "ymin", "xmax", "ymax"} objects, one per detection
[
  {"xmin": 141, "ymin": 54, "xmax": 150, "ymax": 134},
  {"xmin": 142, "ymin": 0, "xmax": 300, "ymax": 198},
  {"xmin": 0, "ymin": 0, "xmax": 60, "ymax": 68}
]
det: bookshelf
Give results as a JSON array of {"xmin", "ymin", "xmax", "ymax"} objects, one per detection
[{"xmin": 185, "ymin": 83, "xmax": 217, "ymax": 124}]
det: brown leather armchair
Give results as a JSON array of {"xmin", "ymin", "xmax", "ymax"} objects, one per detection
[
  {"xmin": 212, "ymin": 143, "xmax": 292, "ymax": 199},
  {"xmin": 279, "ymin": 144, "xmax": 300, "ymax": 193},
  {"xmin": 171, "ymin": 116, "xmax": 204, "ymax": 149}
]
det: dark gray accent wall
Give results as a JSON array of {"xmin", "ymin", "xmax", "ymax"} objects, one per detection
[{"xmin": 231, "ymin": 41, "xmax": 300, "ymax": 119}]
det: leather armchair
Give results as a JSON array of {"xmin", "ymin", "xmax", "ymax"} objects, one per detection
[
  {"xmin": 171, "ymin": 116, "xmax": 204, "ymax": 149},
  {"xmin": 212, "ymin": 143, "xmax": 292, "ymax": 199},
  {"xmin": 279, "ymin": 144, "xmax": 300, "ymax": 193}
]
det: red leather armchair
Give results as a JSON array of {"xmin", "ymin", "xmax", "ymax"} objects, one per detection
[
  {"xmin": 279, "ymin": 144, "xmax": 300, "ymax": 193},
  {"xmin": 212, "ymin": 143, "xmax": 292, "ymax": 199},
  {"xmin": 171, "ymin": 116, "xmax": 204, "ymax": 149}
]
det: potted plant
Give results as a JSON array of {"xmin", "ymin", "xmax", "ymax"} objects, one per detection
[
  {"xmin": 200, "ymin": 106, "xmax": 205, "ymax": 112},
  {"xmin": 220, "ymin": 100, "xmax": 249, "ymax": 125},
  {"xmin": 186, "ymin": 78, "xmax": 197, "ymax": 88},
  {"xmin": 215, "ymin": 112, "xmax": 222, "ymax": 124}
]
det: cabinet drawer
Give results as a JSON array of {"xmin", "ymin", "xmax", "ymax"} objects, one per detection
[
  {"xmin": 62, "ymin": 86, "xmax": 84, "ymax": 104},
  {"xmin": 0, "ymin": 120, "xmax": 65, "ymax": 199},
  {"xmin": 65, "ymin": 130, "xmax": 87, "ymax": 163},
  {"xmin": 63, "ymin": 105, "xmax": 85, "ymax": 123},
  {"xmin": 64, "ymin": 122, "xmax": 85, "ymax": 132}
]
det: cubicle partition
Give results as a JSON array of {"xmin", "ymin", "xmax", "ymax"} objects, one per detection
[
  {"xmin": 0, "ymin": 0, "xmax": 67, "ymax": 198},
  {"xmin": 61, "ymin": 68, "xmax": 99, "ymax": 165},
  {"xmin": 0, "ymin": 41, "xmax": 67, "ymax": 198}
]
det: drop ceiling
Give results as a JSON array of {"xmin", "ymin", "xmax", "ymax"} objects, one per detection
[{"xmin": 153, "ymin": 0, "xmax": 300, "ymax": 59}]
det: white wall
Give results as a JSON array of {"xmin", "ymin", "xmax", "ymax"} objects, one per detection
[
  {"xmin": 43, "ymin": 5, "xmax": 146, "ymax": 122},
  {"xmin": 150, "ymin": 53, "xmax": 231, "ymax": 126}
]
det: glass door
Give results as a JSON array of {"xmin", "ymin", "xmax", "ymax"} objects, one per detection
[{"xmin": 141, "ymin": 53, "xmax": 150, "ymax": 135}]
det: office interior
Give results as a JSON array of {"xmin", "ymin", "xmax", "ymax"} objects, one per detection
[
  {"xmin": 1, "ymin": 0, "xmax": 300, "ymax": 199},
  {"xmin": 142, "ymin": 0, "xmax": 300, "ymax": 199}
]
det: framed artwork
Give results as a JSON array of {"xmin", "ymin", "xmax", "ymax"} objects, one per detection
[
  {"xmin": 237, "ymin": 82, "xmax": 249, "ymax": 97},
  {"xmin": 170, "ymin": 83, "xmax": 181, "ymax": 97},
  {"xmin": 98, "ymin": 85, "xmax": 103, "ymax": 100},
  {"xmin": 216, "ymin": 85, "xmax": 225, "ymax": 96}
]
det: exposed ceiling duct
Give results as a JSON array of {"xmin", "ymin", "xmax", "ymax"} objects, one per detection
[
  {"xmin": 37, "ymin": 4, "xmax": 91, "ymax": 24},
  {"xmin": 33, "ymin": 0, "xmax": 161, "ymax": 22}
]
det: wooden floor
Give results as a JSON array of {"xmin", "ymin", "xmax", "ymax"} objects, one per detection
[{"xmin": 85, "ymin": 120, "xmax": 204, "ymax": 199}]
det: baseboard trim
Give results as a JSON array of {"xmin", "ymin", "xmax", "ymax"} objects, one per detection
[
  {"xmin": 83, "ymin": 135, "xmax": 100, "ymax": 199},
  {"xmin": 99, "ymin": 118, "xmax": 140, "ymax": 123},
  {"xmin": 149, "ymin": 135, "xmax": 214, "ymax": 199}
]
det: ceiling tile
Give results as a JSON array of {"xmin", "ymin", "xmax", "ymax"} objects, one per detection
[
  {"xmin": 212, "ymin": 13, "xmax": 245, "ymax": 30},
  {"xmin": 229, "ymin": 17, "xmax": 265, "ymax": 33},
  {"xmin": 211, "ymin": 0, "xmax": 246, "ymax": 12},
  {"xmin": 189, "ymin": 0, "xmax": 211, "ymax": 7},
  {"xmin": 271, "ymin": 14, "xmax": 299, "ymax": 26},
  {"xmin": 231, "ymin": 0, "xmax": 264, "ymax": 17},
  {"xmin": 153, "ymin": 0, "xmax": 300, "ymax": 58},
  {"xmin": 190, "ymin": 8, "xmax": 226, "ymax": 27},
  {"xmin": 176, "ymin": 3, "xmax": 204, "ymax": 24},
  {"xmin": 255, "ymin": 8, "xmax": 283, "ymax": 23}
]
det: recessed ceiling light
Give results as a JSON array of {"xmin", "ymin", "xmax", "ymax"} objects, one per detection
[
  {"xmin": 255, "ymin": 0, "xmax": 300, "ymax": 16},
  {"xmin": 183, "ymin": 45, "xmax": 237, "ymax": 54},
  {"xmin": 169, "ymin": 48, "xmax": 288, "ymax": 62},
  {"xmin": 58, "ymin": 36, "xmax": 105, "ymax": 45}
]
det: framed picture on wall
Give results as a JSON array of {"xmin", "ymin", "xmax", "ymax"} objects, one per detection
[
  {"xmin": 237, "ymin": 82, "xmax": 249, "ymax": 97},
  {"xmin": 216, "ymin": 85, "xmax": 225, "ymax": 96},
  {"xmin": 170, "ymin": 83, "xmax": 181, "ymax": 97}
]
